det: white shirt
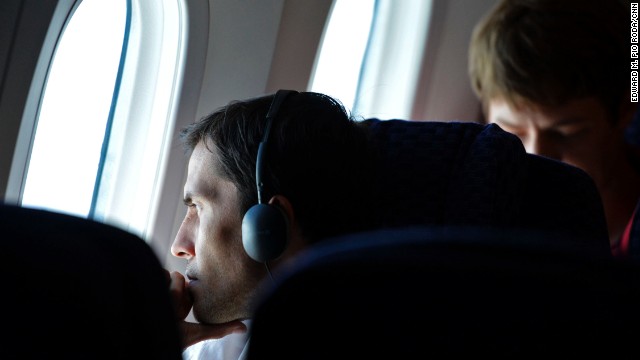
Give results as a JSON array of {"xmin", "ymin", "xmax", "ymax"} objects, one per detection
[{"xmin": 182, "ymin": 321, "xmax": 250, "ymax": 360}]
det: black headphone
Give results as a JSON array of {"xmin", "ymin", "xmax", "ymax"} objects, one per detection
[{"xmin": 241, "ymin": 90, "xmax": 297, "ymax": 263}]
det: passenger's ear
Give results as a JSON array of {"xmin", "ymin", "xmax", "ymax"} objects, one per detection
[
  {"xmin": 267, "ymin": 195, "xmax": 307, "ymax": 255},
  {"xmin": 267, "ymin": 195, "xmax": 295, "ymax": 230}
]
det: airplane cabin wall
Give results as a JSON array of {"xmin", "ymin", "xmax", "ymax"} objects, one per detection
[
  {"xmin": 0, "ymin": 0, "xmax": 62, "ymax": 201},
  {"xmin": 412, "ymin": 0, "xmax": 497, "ymax": 122}
]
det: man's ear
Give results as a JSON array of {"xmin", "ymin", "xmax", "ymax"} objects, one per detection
[
  {"xmin": 267, "ymin": 195, "xmax": 308, "ymax": 257},
  {"xmin": 267, "ymin": 195, "xmax": 294, "ymax": 228}
]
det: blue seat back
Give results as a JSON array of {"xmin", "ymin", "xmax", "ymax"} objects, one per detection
[{"xmin": 364, "ymin": 119, "xmax": 609, "ymax": 253}]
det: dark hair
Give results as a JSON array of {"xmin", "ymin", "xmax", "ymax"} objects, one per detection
[
  {"xmin": 180, "ymin": 91, "xmax": 376, "ymax": 244},
  {"xmin": 469, "ymin": 0, "xmax": 629, "ymax": 119}
]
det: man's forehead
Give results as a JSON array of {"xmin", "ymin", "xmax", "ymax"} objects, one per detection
[
  {"xmin": 185, "ymin": 141, "xmax": 220, "ymax": 193},
  {"xmin": 189, "ymin": 140, "xmax": 217, "ymax": 167}
]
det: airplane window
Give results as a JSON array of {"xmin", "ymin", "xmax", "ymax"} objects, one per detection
[
  {"xmin": 20, "ymin": 0, "xmax": 184, "ymax": 240},
  {"xmin": 309, "ymin": 0, "xmax": 375, "ymax": 114},
  {"xmin": 311, "ymin": 0, "xmax": 432, "ymax": 120},
  {"xmin": 21, "ymin": 0, "xmax": 128, "ymax": 218}
]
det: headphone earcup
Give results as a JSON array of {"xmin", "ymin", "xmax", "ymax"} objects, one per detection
[{"xmin": 242, "ymin": 204, "xmax": 289, "ymax": 262}]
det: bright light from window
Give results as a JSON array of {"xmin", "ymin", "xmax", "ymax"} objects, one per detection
[
  {"xmin": 311, "ymin": 0, "xmax": 433, "ymax": 120},
  {"xmin": 309, "ymin": 0, "xmax": 375, "ymax": 114},
  {"xmin": 21, "ymin": 0, "xmax": 126, "ymax": 217}
]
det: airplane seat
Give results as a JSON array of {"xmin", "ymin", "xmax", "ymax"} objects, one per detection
[
  {"xmin": 246, "ymin": 226, "xmax": 640, "ymax": 359},
  {"xmin": 245, "ymin": 120, "xmax": 624, "ymax": 358},
  {"xmin": 0, "ymin": 204, "xmax": 183, "ymax": 360},
  {"xmin": 362, "ymin": 118, "xmax": 610, "ymax": 255}
]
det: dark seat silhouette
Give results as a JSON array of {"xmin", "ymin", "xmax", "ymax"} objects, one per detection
[
  {"xmin": 246, "ymin": 226, "xmax": 640, "ymax": 359},
  {"xmin": 0, "ymin": 204, "xmax": 183, "ymax": 359}
]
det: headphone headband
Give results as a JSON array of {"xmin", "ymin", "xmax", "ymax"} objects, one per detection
[{"xmin": 255, "ymin": 90, "xmax": 297, "ymax": 204}]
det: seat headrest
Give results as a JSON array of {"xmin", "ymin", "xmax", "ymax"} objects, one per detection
[{"xmin": 363, "ymin": 118, "xmax": 608, "ymax": 252}]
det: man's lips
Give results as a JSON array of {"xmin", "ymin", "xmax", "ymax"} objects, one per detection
[
  {"xmin": 186, "ymin": 277, "xmax": 199, "ymax": 293},
  {"xmin": 185, "ymin": 272, "xmax": 199, "ymax": 284},
  {"xmin": 185, "ymin": 265, "xmax": 198, "ymax": 281}
]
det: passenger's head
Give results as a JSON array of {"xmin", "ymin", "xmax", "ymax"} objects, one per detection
[
  {"xmin": 469, "ymin": 0, "xmax": 629, "ymax": 117},
  {"xmin": 171, "ymin": 90, "xmax": 375, "ymax": 324},
  {"xmin": 468, "ymin": 0, "xmax": 637, "ymax": 189}
]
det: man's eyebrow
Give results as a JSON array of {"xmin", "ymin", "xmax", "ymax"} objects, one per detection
[{"xmin": 183, "ymin": 193, "xmax": 193, "ymax": 205}]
